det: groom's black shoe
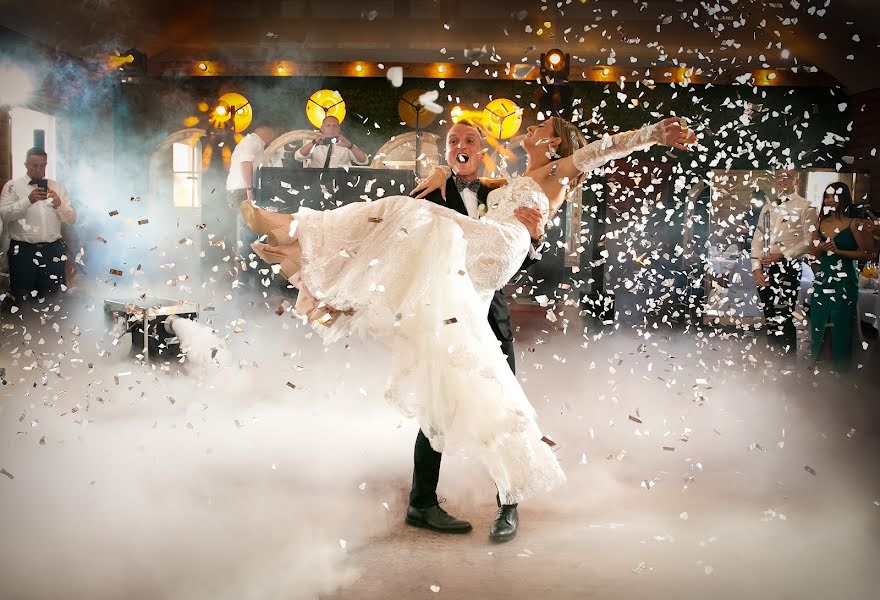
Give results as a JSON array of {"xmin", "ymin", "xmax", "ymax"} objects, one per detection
[
  {"xmin": 489, "ymin": 505, "xmax": 518, "ymax": 543},
  {"xmin": 406, "ymin": 504, "xmax": 473, "ymax": 533}
]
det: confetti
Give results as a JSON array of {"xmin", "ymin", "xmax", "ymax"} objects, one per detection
[
  {"xmin": 443, "ymin": 317, "xmax": 458, "ymax": 325},
  {"xmin": 108, "ymin": 210, "xmax": 119, "ymax": 216},
  {"xmin": 109, "ymin": 269, "xmax": 123, "ymax": 276},
  {"xmin": 386, "ymin": 66, "xmax": 403, "ymax": 87},
  {"xmin": 804, "ymin": 466, "xmax": 817, "ymax": 476}
]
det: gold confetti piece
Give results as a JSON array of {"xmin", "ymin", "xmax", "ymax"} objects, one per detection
[
  {"xmin": 108, "ymin": 210, "xmax": 119, "ymax": 216},
  {"xmin": 138, "ymin": 219, "xmax": 149, "ymax": 225},
  {"xmin": 130, "ymin": 196, "xmax": 141, "ymax": 202},
  {"xmin": 286, "ymin": 382, "xmax": 297, "ymax": 390},
  {"xmin": 804, "ymin": 465, "xmax": 817, "ymax": 476},
  {"xmin": 276, "ymin": 300, "xmax": 292, "ymax": 316},
  {"xmin": 628, "ymin": 415, "xmax": 643, "ymax": 424},
  {"xmin": 196, "ymin": 223, "xmax": 206, "ymax": 229},
  {"xmin": 443, "ymin": 317, "xmax": 458, "ymax": 325},
  {"xmin": 540, "ymin": 435, "xmax": 557, "ymax": 447},
  {"xmin": 368, "ymin": 217, "xmax": 383, "ymax": 223},
  {"xmin": 662, "ymin": 446, "xmax": 676, "ymax": 451},
  {"xmin": 109, "ymin": 269, "xmax": 123, "ymax": 276},
  {"xmin": 39, "ymin": 436, "xmax": 46, "ymax": 446},
  {"xmin": 167, "ymin": 397, "xmax": 176, "ymax": 405}
]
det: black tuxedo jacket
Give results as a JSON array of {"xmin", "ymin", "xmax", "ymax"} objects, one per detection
[{"xmin": 420, "ymin": 178, "xmax": 537, "ymax": 344}]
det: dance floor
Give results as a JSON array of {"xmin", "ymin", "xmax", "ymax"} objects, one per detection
[{"xmin": 1, "ymin": 294, "xmax": 878, "ymax": 599}]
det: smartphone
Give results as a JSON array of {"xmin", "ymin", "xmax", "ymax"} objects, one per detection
[{"xmin": 35, "ymin": 179, "xmax": 48, "ymax": 191}]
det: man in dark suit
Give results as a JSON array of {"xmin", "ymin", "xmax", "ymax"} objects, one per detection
[{"xmin": 404, "ymin": 118, "xmax": 547, "ymax": 543}]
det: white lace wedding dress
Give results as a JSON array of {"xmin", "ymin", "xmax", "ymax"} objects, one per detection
[{"xmin": 291, "ymin": 123, "xmax": 663, "ymax": 503}]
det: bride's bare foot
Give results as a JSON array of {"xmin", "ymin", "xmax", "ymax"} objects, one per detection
[
  {"xmin": 251, "ymin": 242, "xmax": 293, "ymax": 264},
  {"xmin": 240, "ymin": 202, "xmax": 293, "ymax": 235},
  {"xmin": 267, "ymin": 225, "xmax": 295, "ymax": 246},
  {"xmin": 290, "ymin": 279, "xmax": 353, "ymax": 327}
]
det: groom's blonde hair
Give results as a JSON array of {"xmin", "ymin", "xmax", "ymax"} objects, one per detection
[{"xmin": 447, "ymin": 118, "xmax": 484, "ymax": 142}]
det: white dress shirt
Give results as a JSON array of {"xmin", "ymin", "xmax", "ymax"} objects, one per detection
[
  {"xmin": 226, "ymin": 133, "xmax": 266, "ymax": 191},
  {"xmin": 0, "ymin": 176, "xmax": 76, "ymax": 243},
  {"xmin": 295, "ymin": 141, "xmax": 369, "ymax": 169},
  {"xmin": 460, "ymin": 187, "xmax": 480, "ymax": 219},
  {"xmin": 750, "ymin": 192, "xmax": 816, "ymax": 271}
]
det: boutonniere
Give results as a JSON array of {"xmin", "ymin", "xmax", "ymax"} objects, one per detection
[{"xmin": 478, "ymin": 201, "xmax": 488, "ymax": 218}]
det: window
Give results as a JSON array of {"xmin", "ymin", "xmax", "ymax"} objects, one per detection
[
  {"xmin": 10, "ymin": 107, "xmax": 56, "ymax": 179},
  {"xmin": 172, "ymin": 142, "xmax": 200, "ymax": 208}
]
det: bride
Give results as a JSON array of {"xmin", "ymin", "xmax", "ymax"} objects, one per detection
[{"xmin": 242, "ymin": 115, "xmax": 694, "ymax": 505}]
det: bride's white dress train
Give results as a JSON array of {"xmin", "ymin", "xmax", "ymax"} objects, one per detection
[{"xmin": 289, "ymin": 123, "xmax": 663, "ymax": 503}]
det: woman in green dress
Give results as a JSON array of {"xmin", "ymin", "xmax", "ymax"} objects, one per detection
[{"xmin": 809, "ymin": 182, "xmax": 875, "ymax": 369}]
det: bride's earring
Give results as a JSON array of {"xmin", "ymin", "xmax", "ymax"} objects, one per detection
[{"xmin": 547, "ymin": 143, "xmax": 560, "ymax": 160}]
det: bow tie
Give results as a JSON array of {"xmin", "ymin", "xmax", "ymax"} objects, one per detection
[
  {"xmin": 454, "ymin": 178, "xmax": 480, "ymax": 195},
  {"xmin": 29, "ymin": 179, "xmax": 43, "ymax": 186}
]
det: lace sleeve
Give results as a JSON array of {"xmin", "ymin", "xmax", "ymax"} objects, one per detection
[{"xmin": 572, "ymin": 122, "xmax": 665, "ymax": 174}]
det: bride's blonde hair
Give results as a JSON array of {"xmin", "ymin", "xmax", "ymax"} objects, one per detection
[{"xmin": 549, "ymin": 116, "xmax": 589, "ymax": 191}]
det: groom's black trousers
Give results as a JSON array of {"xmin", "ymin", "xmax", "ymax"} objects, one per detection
[
  {"xmin": 409, "ymin": 181, "xmax": 529, "ymax": 510},
  {"xmin": 408, "ymin": 303, "xmax": 516, "ymax": 509}
]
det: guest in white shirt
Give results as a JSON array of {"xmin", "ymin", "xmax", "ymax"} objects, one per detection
[
  {"xmin": 296, "ymin": 116, "xmax": 368, "ymax": 169},
  {"xmin": 0, "ymin": 147, "xmax": 76, "ymax": 302},
  {"xmin": 750, "ymin": 169, "xmax": 816, "ymax": 355},
  {"xmin": 226, "ymin": 123, "xmax": 276, "ymax": 206}
]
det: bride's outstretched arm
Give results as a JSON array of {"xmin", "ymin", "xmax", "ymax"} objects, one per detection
[{"xmin": 546, "ymin": 117, "xmax": 694, "ymax": 183}]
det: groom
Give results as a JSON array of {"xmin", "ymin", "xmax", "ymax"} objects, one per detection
[{"xmin": 405, "ymin": 118, "xmax": 547, "ymax": 543}]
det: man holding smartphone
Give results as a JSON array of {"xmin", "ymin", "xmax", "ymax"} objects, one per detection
[{"xmin": 0, "ymin": 147, "xmax": 76, "ymax": 302}]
